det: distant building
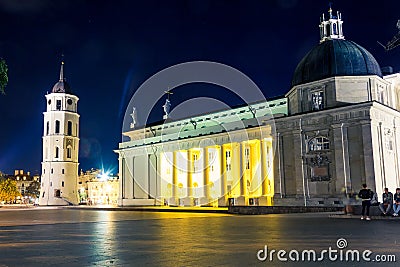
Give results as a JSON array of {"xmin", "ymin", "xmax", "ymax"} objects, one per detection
[
  {"xmin": 5, "ymin": 170, "xmax": 40, "ymax": 202},
  {"xmin": 78, "ymin": 169, "xmax": 119, "ymax": 205},
  {"xmin": 116, "ymin": 7, "xmax": 400, "ymax": 207},
  {"xmin": 87, "ymin": 177, "xmax": 119, "ymax": 205}
]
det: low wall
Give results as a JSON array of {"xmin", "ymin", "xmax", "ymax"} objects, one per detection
[
  {"xmin": 349, "ymin": 205, "xmax": 385, "ymax": 216},
  {"xmin": 228, "ymin": 205, "xmax": 344, "ymax": 215}
]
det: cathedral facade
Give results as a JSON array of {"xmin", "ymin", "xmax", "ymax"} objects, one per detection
[{"xmin": 116, "ymin": 8, "xmax": 400, "ymax": 207}]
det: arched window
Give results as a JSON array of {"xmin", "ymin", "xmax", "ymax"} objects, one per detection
[
  {"xmin": 55, "ymin": 120, "xmax": 60, "ymax": 134},
  {"xmin": 46, "ymin": 121, "xmax": 49, "ymax": 135},
  {"xmin": 55, "ymin": 147, "xmax": 59, "ymax": 158},
  {"xmin": 309, "ymin": 137, "xmax": 330, "ymax": 151},
  {"xmin": 67, "ymin": 121, "xmax": 72, "ymax": 136},
  {"xmin": 333, "ymin": 23, "xmax": 337, "ymax": 35},
  {"xmin": 56, "ymin": 100, "xmax": 62, "ymax": 111}
]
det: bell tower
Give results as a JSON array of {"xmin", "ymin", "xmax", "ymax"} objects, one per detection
[{"xmin": 39, "ymin": 60, "xmax": 80, "ymax": 205}]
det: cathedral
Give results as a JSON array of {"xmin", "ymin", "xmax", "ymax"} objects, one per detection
[{"xmin": 116, "ymin": 7, "xmax": 400, "ymax": 207}]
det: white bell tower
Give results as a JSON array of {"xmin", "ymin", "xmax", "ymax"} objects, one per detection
[{"xmin": 39, "ymin": 61, "xmax": 80, "ymax": 205}]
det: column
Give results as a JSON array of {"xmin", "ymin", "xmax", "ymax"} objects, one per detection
[
  {"xmin": 170, "ymin": 151, "xmax": 178, "ymax": 205},
  {"xmin": 260, "ymin": 139, "xmax": 268, "ymax": 196},
  {"xmin": 240, "ymin": 142, "xmax": 247, "ymax": 197},
  {"xmin": 203, "ymin": 147, "xmax": 210, "ymax": 200},
  {"xmin": 361, "ymin": 121, "xmax": 376, "ymax": 191},
  {"xmin": 119, "ymin": 156, "xmax": 125, "ymax": 206},
  {"xmin": 187, "ymin": 149, "xmax": 193, "ymax": 198},
  {"xmin": 218, "ymin": 145, "xmax": 227, "ymax": 206}
]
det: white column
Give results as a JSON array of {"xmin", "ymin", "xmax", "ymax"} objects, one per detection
[
  {"xmin": 203, "ymin": 147, "xmax": 210, "ymax": 200},
  {"xmin": 187, "ymin": 149, "xmax": 193, "ymax": 198}
]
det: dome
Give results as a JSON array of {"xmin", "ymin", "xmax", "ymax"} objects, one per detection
[
  {"xmin": 51, "ymin": 61, "xmax": 73, "ymax": 94},
  {"xmin": 52, "ymin": 80, "xmax": 71, "ymax": 93},
  {"xmin": 291, "ymin": 39, "xmax": 382, "ymax": 87}
]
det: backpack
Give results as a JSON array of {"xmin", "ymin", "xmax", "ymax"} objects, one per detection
[{"xmin": 370, "ymin": 192, "xmax": 378, "ymax": 205}]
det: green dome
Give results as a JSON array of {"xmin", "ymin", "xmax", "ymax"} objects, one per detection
[{"xmin": 292, "ymin": 39, "xmax": 382, "ymax": 87}]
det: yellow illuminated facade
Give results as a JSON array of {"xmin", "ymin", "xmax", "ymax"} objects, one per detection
[{"xmin": 116, "ymin": 98, "xmax": 284, "ymax": 207}]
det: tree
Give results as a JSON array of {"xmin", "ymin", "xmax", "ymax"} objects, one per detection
[
  {"xmin": 0, "ymin": 179, "xmax": 20, "ymax": 204},
  {"xmin": 0, "ymin": 58, "xmax": 8, "ymax": 94},
  {"xmin": 25, "ymin": 180, "xmax": 40, "ymax": 198}
]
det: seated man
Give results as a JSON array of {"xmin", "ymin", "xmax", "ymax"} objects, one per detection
[
  {"xmin": 379, "ymin": 188, "xmax": 393, "ymax": 216},
  {"xmin": 393, "ymin": 188, "xmax": 400, "ymax": 217}
]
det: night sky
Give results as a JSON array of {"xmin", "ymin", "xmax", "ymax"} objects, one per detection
[{"xmin": 0, "ymin": 0, "xmax": 399, "ymax": 175}]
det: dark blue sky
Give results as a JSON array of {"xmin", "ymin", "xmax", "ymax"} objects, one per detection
[{"xmin": 0, "ymin": 0, "xmax": 399, "ymax": 175}]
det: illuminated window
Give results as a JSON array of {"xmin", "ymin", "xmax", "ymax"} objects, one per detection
[
  {"xmin": 311, "ymin": 91, "xmax": 324, "ymax": 110},
  {"xmin": 309, "ymin": 137, "xmax": 330, "ymax": 151}
]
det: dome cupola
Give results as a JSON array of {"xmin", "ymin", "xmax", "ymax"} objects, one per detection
[
  {"xmin": 291, "ymin": 6, "xmax": 382, "ymax": 87},
  {"xmin": 52, "ymin": 61, "xmax": 72, "ymax": 94}
]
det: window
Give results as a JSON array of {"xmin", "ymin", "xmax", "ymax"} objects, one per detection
[
  {"xmin": 55, "ymin": 120, "xmax": 60, "ymax": 134},
  {"xmin": 67, "ymin": 121, "xmax": 72, "ymax": 136},
  {"xmin": 62, "ymin": 169, "xmax": 65, "ymax": 174},
  {"xmin": 55, "ymin": 147, "xmax": 59, "ymax": 158},
  {"xmin": 245, "ymin": 148, "xmax": 250, "ymax": 170},
  {"xmin": 62, "ymin": 181, "xmax": 64, "ymax": 187},
  {"xmin": 225, "ymin": 150, "xmax": 231, "ymax": 171},
  {"xmin": 333, "ymin": 23, "xmax": 337, "ymax": 35},
  {"xmin": 56, "ymin": 100, "xmax": 62, "ymax": 111},
  {"xmin": 311, "ymin": 91, "xmax": 324, "ymax": 110},
  {"xmin": 51, "ymin": 168, "xmax": 53, "ymax": 174},
  {"xmin": 309, "ymin": 137, "xmax": 330, "ymax": 151},
  {"xmin": 46, "ymin": 121, "xmax": 49, "ymax": 135},
  {"xmin": 67, "ymin": 147, "xmax": 72, "ymax": 158}
]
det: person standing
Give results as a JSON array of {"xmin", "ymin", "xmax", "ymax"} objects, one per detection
[
  {"xmin": 392, "ymin": 188, "xmax": 400, "ymax": 216},
  {"xmin": 358, "ymin": 184, "xmax": 373, "ymax": 220},
  {"xmin": 379, "ymin": 188, "xmax": 393, "ymax": 216}
]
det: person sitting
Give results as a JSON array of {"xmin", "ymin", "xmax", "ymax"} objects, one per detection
[
  {"xmin": 358, "ymin": 184, "xmax": 373, "ymax": 221},
  {"xmin": 379, "ymin": 187, "xmax": 393, "ymax": 216},
  {"xmin": 393, "ymin": 188, "xmax": 400, "ymax": 217}
]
